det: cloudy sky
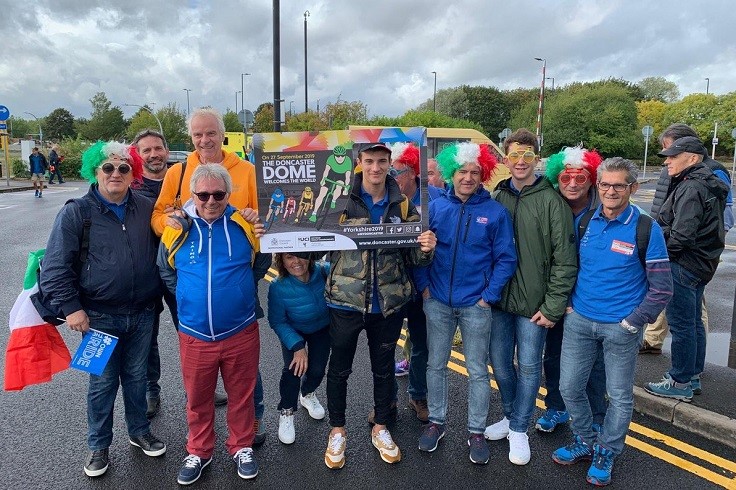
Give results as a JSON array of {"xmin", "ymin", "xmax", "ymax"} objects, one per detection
[{"xmin": 2, "ymin": 0, "xmax": 735, "ymax": 122}]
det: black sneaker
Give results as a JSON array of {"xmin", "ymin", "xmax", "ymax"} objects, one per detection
[
  {"xmin": 177, "ymin": 454, "xmax": 211, "ymax": 485},
  {"xmin": 214, "ymin": 390, "xmax": 228, "ymax": 406},
  {"xmin": 129, "ymin": 432, "xmax": 167, "ymax": 457},
  {"xmin": 234, "ymin": 447, "xmax": 258, "ymax": 479},
  {"xmin": 146, "ymin": 397, "xmax": 161, "ymax": 419},
  {"xmin": 468, "ymin": 433, "xmax": 490, "ymax": 465},
  {"xmin": 84, "ymin": 448, "xmax": 109, "ymax": 477}
]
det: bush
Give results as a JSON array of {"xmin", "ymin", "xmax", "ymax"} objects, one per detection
[
  {"xmin": 58, "ymin": 137, "xmax": 92, "ymax": 180},
  {"xmin": 12, "ymin": 158, "xmax": 30, "ymax": 179}
]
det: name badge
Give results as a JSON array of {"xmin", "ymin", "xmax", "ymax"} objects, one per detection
[{"xmin": 611, "ymin": 240, "xmax": 635, "ymax": 256}]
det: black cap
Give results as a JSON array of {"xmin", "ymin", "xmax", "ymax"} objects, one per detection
[
  {"xmin": 356, "ymin": 142, "xmax": 391, "ymax": 154},
  {"xmin": 658, "ymin": 136, "xmax": 707, "ymax": 157}
]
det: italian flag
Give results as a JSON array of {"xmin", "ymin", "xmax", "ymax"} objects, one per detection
[{"xmin": 4, "ymin": 250, "xmax": 71, "ymax": 391}]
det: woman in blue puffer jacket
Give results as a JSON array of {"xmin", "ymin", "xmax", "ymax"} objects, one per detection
[{"xmin": 268, "ymin": 252, "xmax": 331, "ymax": 445}]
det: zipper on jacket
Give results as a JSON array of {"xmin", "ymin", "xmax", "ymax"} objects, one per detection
[
  {"xmin": 462, "ymin": 212, "xmax": 472, "ymax": 242},
  {"xmin": 207, "ymin": 225, "xmax": 215, "ymax": 340},
  {"xmin": 448, "ymin": 203, "xmax": 467, "ymax": 307}
]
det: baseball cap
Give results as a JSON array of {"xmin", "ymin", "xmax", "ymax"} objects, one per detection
[
  {"xmin": 658, "ymin": 136, "xmax": 707, "ymax": 157},
  {"xmin": 356, "ymin": 142, "xmax": 391, "ymax": 154}
]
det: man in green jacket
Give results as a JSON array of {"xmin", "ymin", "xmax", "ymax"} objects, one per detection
[{"xmin": 484, "ymin": 129, "xmax": 578, "ymax": 465}]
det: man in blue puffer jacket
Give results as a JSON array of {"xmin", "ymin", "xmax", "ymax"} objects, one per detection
[
  {"xmin": 415, "ymin": 142, "xmax": 517, "ymax": 465},
  {"xmin": 158, "ymin": 164, "xmax": 265, "ymax": 485}
]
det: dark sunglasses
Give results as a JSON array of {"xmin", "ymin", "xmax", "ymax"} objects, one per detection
[
  {"xmin": 99, "ymin": 162, "xmax": 132, "ymax": 175},
  {"xmin": 193, "ymin": 191, "xmax": 227, "ymax": 202}
]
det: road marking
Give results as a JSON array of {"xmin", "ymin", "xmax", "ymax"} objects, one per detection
[
  {"xmin": 399, "ymin": 333, "xmax": 736, "ymax": 489},
  {"xmin": 0, "ymin": 204, "xmax": 18, "ymax": 210}
]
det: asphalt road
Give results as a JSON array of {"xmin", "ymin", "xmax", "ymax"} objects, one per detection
[{"xmin": 0, "ymin": 184, "xmax": 735, "ymax": 489}]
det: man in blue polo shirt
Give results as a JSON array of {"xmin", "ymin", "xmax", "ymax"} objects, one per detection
[{"xmin": 552, "ymin": 157, "xmax": 672, "ymax": 487}]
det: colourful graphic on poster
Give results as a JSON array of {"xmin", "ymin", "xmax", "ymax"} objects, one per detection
[{"xmin": 253, "ymin": 128, "xmax": 428, "ymax": 252}]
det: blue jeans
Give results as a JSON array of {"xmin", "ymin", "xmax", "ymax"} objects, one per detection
[
  {"xmin": 278, "ymin": 326, "xmax": 331, "ymax": 410},
  {"xmin": 147, "ymin": 288, "xmax": 178, "ymax": 399},
  {"xmin": 87, "ymin": 306, "xmax": 155, "ymax": 450},
  {"xmin": 667, "ymin": 262, "xmax": 706, "ymax": 383},
  {"xmin": 560, "ymin": 310, "xmax": 641, "ymax": 456},
  {"xmin": 425, "ymin": 297, "xmax": 493, "ymax": 434},
  {"xmin": 489, "ymin": 309, "xmax": 548, "ymax": 433},
  {"xmin": 543, "ymin": 316, "xmax": 607, "ymax": 424}
]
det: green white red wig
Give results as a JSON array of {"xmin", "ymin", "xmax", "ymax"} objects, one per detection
[
  {"xmin": 545, "ymin": 146, "xmax": 603, "ymax": 188},
  {"xmin": 436, "ymin": 142, "xmax": 497, "ymax": 183},
  {"xmin": 80, "ymin": 141, "xmax": 144, "ymax": 184},
  {"xmin": 389, "ymin": 142, "xmax": 420, "ymax": 175}
]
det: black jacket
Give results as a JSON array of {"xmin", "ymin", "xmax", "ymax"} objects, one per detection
[
  {"xmin": 650, "ymin": 156, "xmax": 730, "ymax": 218},
  {"xmin": 657, "ymin": 163, "xmax": 729, "ymax": 283},
  {"xmin": 40, "ymin": 185, "xmax": 161, "ymax": 316}
]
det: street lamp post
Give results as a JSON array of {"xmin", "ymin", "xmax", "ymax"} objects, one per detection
[
  {"xmin": 24, "ymin": 112, "xmax": 43, "ymax": 147},
  {"xmin": 241, "ymin": 73, "xmax": 251, "ymax": 134},
  {"xmin": 304, "ymin": 10, "xmax": 310, "ymax": 113},
  {"xmin": 706, "ymin": 77, "xmax": 710, "ymax": 95},
  {"xmin": 432, "ymin": 71, "xmax": 437, "ymax": 112},
  {"xmin": 182, "ymin": 88, "xmax": 191, "ymax": 116},
  {"xmin": 289, "ymin": 100, "xmax": 294, "ymax": 116},
  {"xmin": 123, "ymin": 103, "xmax": 163, "ymax": 135},
  {"xmin": 534, "ymin": 57, "xmax": 547, "ymax": 151},
  {"xmin": 546, "ymin": 77, "xmax": 555, "ymax": 90}
]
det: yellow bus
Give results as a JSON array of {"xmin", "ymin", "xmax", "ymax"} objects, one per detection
[{"xmin": 349, "ymin": 126, "xmax": 511, "ymax": 189}]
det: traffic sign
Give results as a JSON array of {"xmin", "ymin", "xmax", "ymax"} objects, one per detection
[
  {"xmin": 0, "ymin": 123, "xmax": 6, "ymax": 130},
  {"xmin": 731, "ymin": 128, "xmax": 736, "ymax": 139},
  {"xmin": 498, "ymin": 128, "xmax": 512, "ymax": 140},
  {"xmin": 642, "ymin": 125, "xmax": 654, "ymax": 138},
  {"xmin": 237, "ymin": 109, "xmax": 254, "ymax": 126},
  {"xmin": 713, "ymin": 137, "xmax": 719, "ymax": 145},
  {"xmin": 0, "ymin": 105, "xmax": 9, "ymax": 121}
]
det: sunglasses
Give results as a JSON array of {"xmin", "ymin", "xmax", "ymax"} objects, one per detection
[
  {"xmin": 506, "ymin": 151, "xmax": 538, "ymax": 164},
  {"xmin": 558, "ymin": 173, "xmax": 589, "ymax": 185},
  {"xmin": 99, "ymin": 162, "xmax": 132, "ymax": 175},
  {"xmin": 193, "ymin": 191, "xmax": 227, "ymax": 202}
]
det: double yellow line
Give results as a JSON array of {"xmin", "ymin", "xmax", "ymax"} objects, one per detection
[{"xmin": 401, "ymin": 334, "xmax": 736, "ymax": 489}]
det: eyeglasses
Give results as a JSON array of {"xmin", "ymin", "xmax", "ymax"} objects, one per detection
[
  {"xmin": 193, "ymin": 191, "xmax": 227, "ymax": 202},
  {"xmin": 506, "ymin": 151, "xmax": 538, "ymax": 164},
  {"xmin": 559, "ymin": 173, "xmax": 589, "ymax": 185},
  {"xmin": 597, "ymin": 182, "xmax": 634, "ymax": 192},
  {"xmin": 99, "ymin": 162, "xmax": 132, "ymax": 175},
  {"xmin": 389, "ymin": 166, "xmax": 411, "ymax": 178}
]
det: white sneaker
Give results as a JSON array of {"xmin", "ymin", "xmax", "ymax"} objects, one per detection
[
  {"xmin": 324, "ymin": 432, "xmax": 346, "ymax": 469},
  {"xmin": 371, "ymin": 429, "xmax": 401, "ymax": 464},
  {"xmin": 484, "ymin": 417, "xmax": 510, "ymax": 441},
  {"xmin": 278, "ymin": 409, "xmax": 295, "ymax": 444},
  {"xmin": 507, "ymin": 430, "xmax": 530, "ymax": 465},
  {"xmin": 300, "ymin": 392, "xmax": 326, "ymax": 420}
]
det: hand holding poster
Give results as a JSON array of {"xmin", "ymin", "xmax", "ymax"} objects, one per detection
[
  {"xmin": 70, "ymin": 329, "xmax": 118, "ymax": 376},
  {"xmin": 253, "ymin": 127, "xmax": 429, "ymax": 253}
]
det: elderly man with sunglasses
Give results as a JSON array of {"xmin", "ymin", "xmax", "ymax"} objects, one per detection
[
  {"xmin": 41, "ymin": 141, "xmax": 166, "ymax": 478},
  {"xmin": 158, "ymin": 164, "xmax": 265, "ymax": 484}
]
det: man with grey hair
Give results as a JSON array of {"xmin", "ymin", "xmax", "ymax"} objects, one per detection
[
  {"xmin": 645, "ymin": 137, "xmax": 728, "ymax": 402},
  {"xmin": 552, "ymin": 157, "xmax": 672, "ymax": 487},
  {"xmin": 159, "ymin": 163, "xmax": 265, "ymax": 484}
]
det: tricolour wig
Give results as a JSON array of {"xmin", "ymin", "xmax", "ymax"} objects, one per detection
[
  {"xmin": 436, "ymin": 142, "xmax": 497, "ymax": 183},
  {"xmin": 545, "ymin": 146, "xmax": 603, "ymax": 188},
  {"xmin": 389, "ymin": 142, "xmax": 420, "ymax": 175},
  {"xmin": 80, "ymin": 141, "xmax": 144, "ymax": 184}
]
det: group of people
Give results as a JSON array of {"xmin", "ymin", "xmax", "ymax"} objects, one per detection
[{"xmin": 37, "ymin": 110, "xmax": 729, "ymax": 487}]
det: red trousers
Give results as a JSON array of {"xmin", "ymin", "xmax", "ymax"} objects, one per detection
[{"xmin": 178, "ymin": 322, "xmax": 259, "ymax": 457}]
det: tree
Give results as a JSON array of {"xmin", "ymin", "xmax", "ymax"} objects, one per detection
[
  {"xmin": 636, "ymin": 100, "xmax": 667, "ymax": 141},
  {"xmin": 76, "ymin": 92, "xmax": 127, "ymax": 140},
  {"xmin": 323, "ymin": 100, "xmax": 368, "ymax": 130},
  {"xmin": 253, "ymin": 103, "xmax": 274, "ymax": 133},
  {"xmin": 223, "ymin": 110, "xmax": 240, "ymax": 132},
  {"xmin": 637, "ymin": 77, "xmax": 680, "ymax": 103},
  {"xmin": 284, "ymin": 111, "xmax": 327, "ymax": 132},
  {"xmin": 661, "ymin": 94, "xmax": 718, "ymax": 144},
  {"xmin": 45, "ymin": 108, "xmax": 76, "ymax": 141},
  {"xmin": 125, "ymin": 106, "xmax": 159, "ymax": 141},
  {"xmin": 416, "ymin": 87, "xmax": 470, "ymax": 120},
  {"xmin": 8, "ymin": 116, "xmax": 35, "ymax": 139},
  {"xmin": 157, "ymin": 103, "xmax": 189, "ymax": 148},
  {"xmin": 396, "ymin": 110, "xmax": 483, "ymax": 131}
]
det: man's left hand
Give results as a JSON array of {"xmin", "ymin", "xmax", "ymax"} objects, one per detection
[
  {"xmin": 531, "ymin": 310, "xmax": 555, "ymax": 328},
  {"xmin": 417, "ymin": 230, "xmax": 437, "ymax": 253},
  {"xmin": 239, "ymin": 208, "xmax": 260, "ymax": 224}
]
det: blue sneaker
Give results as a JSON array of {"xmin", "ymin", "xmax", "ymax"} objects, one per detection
[
  {"xmin": 177, "ymin": 454, "xmax": 211, "ymax": 485},
  {"xmin": 645, "ymin": 374, "xmax": 693, "ymax": 402},
  {"xmin": 234, "ymin": 447, "xmax": 258, "ymax": 479},
  {"xmin": 418, "ymin": 423, "xmax": 445, "ymax": 452},
  {"xmin": 552, "ymin": 435, "xmax": 593, "ymax": 465},
  {"xmin": 587, "ymin": 444, "xmax": 614, "ymax": 486},
  {"xmin": 535, "ymin": 409, "xmax": 570, "ymax": 432},
  {"xmin": 691, "ymin": 375, "xmax": 702, "ymax": 395},
  {"xmin": 468, "ymin": 433, "xmax": 490, "ymax": 465},
  {"xmin": 395, "ymin": 359, "xmax": 409, "ymax": 377}
]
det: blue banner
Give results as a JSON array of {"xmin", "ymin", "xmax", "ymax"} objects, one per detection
[{"xmin": 70, "ymin": 329, "xmax": 118, "ymax": 376}]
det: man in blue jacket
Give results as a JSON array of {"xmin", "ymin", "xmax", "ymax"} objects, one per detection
[
  {"xmin": 416, "ymin": 142, "xmax": 517, "ymax": 465},
  {"xmin": 29, "ymin": 147, "xmax": 48, "ymax": 197}
]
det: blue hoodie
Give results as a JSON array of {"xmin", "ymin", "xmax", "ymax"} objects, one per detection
[{"xmin": 415, "ymin": 185, "xmax": 517, "ymax": 307}]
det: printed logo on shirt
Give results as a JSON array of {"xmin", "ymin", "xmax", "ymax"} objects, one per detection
[
  {"xmin": 476, "ymin": 216, "xmax": 488, "ymax": 224},
  {"xmin": 611, "ymin": 240, "xmax": 634, "ymax": 256}
]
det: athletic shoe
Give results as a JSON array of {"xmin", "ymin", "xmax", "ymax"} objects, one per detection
[
  {"xmin": 552, "ymin": 435, "xmax": 593, "ymax": 465},
  {"xmin": 418, "ymin": 422, "xmax": 445, "ymax": 452},
  {"xmin": 535, "ymin": 409, "xmax": 570, "ymax": 433},
  {"xmin": 395, "ymin": 359, "xmax": 409, "ymax": 377},
  {"xmin": 177, "ymin": 454, "xmax": 211, "ymax": 485},
  {"xmin": 639, "ymin": 340, "xmax": 662, "ymax": 355},
  {"xmin": 129, "ymin": 432, "xmax": 166, "ymax": 457},
  {"xmin": 324, "ymin": 432, "xmax": 346, "ymax": 469},
  {"xmin": 234, "ymin": 447, "xmax": 258, "ymax": 479},
  {"xmin": 408, "ymin": 398, "xmax": 429, "ymax": 423},
  {"xmin": 645, "ymin": 374, "xmax": 693, "ymax": 402},
  {"xmin": 278, "ymin": 408, "xmax": 295, "ymax": 444},
  {"xmin": 691, "ymin": 375, "xmax": 702, "ymax": 395},
  {"xmin": 587, "ymin": 444, "xmax": 614, "ymax": 486},
  {"xmin": 253, "ymin": 418, "xmax": 267, "ymax": 447},
  {"xmin": 84, "ymin": 448, "xmax": 109, "ymax": 477},
  {"xmin": 508, "ymin": 430, "xmax": 531, "ymax": 465},
  {"xmin": 34, "ymin": 190, "xmax": 39, "ymax": 197},
  {"xmin": 300, "ymin": 391, "xmax": 326, "ymax": 420},
  {"xmin": 372, "ymin": 428, "xmax": 401, "ymax": 463},
  {"xmin": 484, "ymin": 416, "xmax": 510, "ymax": 441},
  {"xmin": 468, "ymin": 433, "xmax": 490, "ymax": 464}
]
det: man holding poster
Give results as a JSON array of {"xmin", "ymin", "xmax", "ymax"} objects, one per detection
[{"xmin": 322, "ymin": 142, "xmax": 436, "ymax": 469}]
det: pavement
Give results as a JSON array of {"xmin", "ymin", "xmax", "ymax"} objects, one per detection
[{"xmin": 0, "ymin": 178, "xmax": 74, "ymax": 193}]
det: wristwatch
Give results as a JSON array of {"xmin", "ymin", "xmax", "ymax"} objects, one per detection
[{"xmin": 620, "ymin": 319, "xmax": 638, "ymax": 334}]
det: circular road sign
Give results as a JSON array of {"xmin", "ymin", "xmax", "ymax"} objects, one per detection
[
  {"xmin": 0, "ymin": 105, "xmax": 10, "ymax": 121},
  {"xmin": 642, "ymin": 125, "xmax": 654, "ymax": 138}
]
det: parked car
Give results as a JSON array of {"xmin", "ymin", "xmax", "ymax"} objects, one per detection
[{"xmin": 167, "ymin": 150, "xmax": 191, "ymax": 167}]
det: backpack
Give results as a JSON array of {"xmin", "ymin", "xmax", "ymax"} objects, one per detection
[
  {"xmin": 30, "ymin": 198, "xmax": 93, "ymax": 326},
  {"xmin": 577, "ymin": 208, "xmax": 652, "ymax": 269}
]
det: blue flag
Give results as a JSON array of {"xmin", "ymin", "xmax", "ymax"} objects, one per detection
[{"xmin": 70, "ymin": 329, "xmax": 118, "ymax": 376}]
